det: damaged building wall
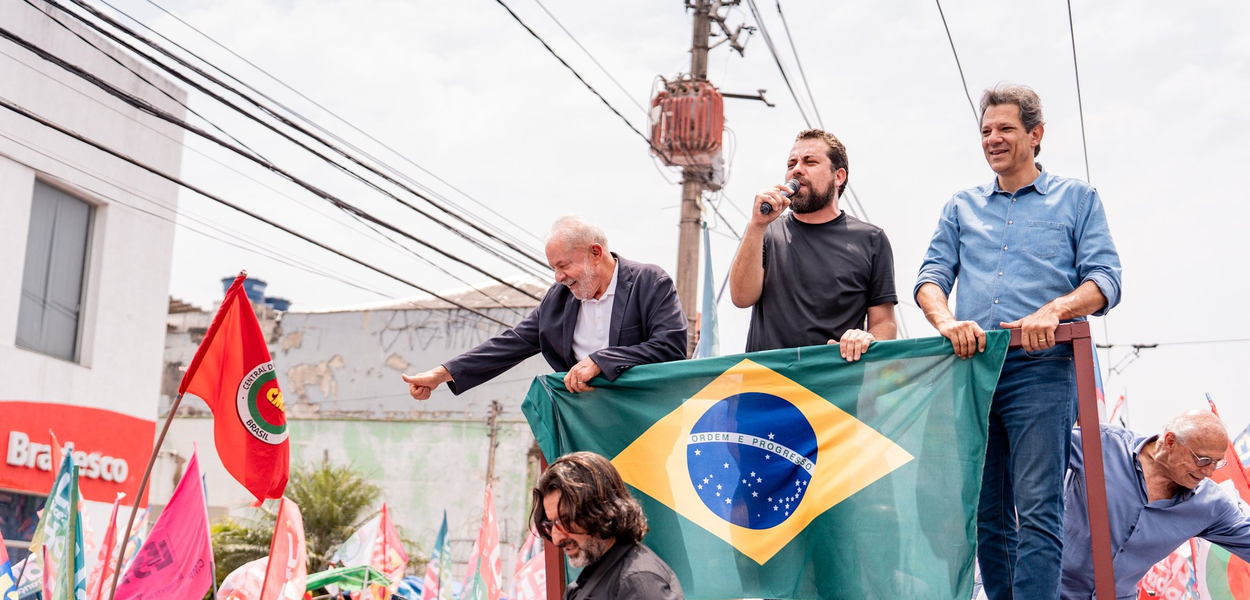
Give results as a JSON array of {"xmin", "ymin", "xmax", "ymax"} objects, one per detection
[{"xmin": 163, "ymin": 282, "xmax": 551, "ymax": 586}]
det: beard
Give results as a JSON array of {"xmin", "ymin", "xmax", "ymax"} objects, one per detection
[
  {"xmin": 562, "ymin": 536, "xmax": 613, "ymax": 568},
  {"xmin": 789, "ymin": 180, "xmax": 836, "ymax": 214},
  {"xmin": 564, "ymin": 257, "xmax": 600, "ymax": 300}
]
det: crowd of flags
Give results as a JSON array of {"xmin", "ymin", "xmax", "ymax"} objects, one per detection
[{"xmin": 0, "ymin": 444, "xmax": 538, "ymax": 600}]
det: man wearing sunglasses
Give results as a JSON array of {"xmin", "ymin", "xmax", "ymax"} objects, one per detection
[
  {"xmin": 531, "ymin": 452, "xmax": 683, "ymax": 600},
  {"xmin": 1061, "ymin": 409, "xmax": 1250, "ymax": 599}
]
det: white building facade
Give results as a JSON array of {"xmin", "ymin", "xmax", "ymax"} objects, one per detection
[{"xmin": 0, "ymin": 0, "xmax": 186, "ymax": 563}]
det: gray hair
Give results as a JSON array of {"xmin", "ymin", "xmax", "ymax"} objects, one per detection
[
  {"xmin": 547, "ymin": 215, "xmax": 609, "ymax": 253},
  {"xmin": 980, "ymin": 83, "xmax": 1045, "ymax": 157},
  {"xmin": 1163, "ymin": 409, "xmax": 1228, "ymax": 446}
]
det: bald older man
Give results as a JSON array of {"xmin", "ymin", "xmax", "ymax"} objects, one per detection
[
  {"xmin": 402, "ymin": 215, "xmax": 687, "ymax": 398},
  {"xmin": 1061, "ymin": 410, "xmax": 1250, "ymax": 600}
]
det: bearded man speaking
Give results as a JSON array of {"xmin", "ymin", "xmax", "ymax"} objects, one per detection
[
  {"xmin": 728, "ymin": 129, "xmax": 898, "ymax": 360},
  {"xmin": 402, "ymin": 215, "xmax": 687, "ymax": 398}
]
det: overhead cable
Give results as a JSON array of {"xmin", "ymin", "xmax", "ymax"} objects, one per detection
[
  {"xmin": 0, "ymin": 22, "xmax": 544, "ymax": 301},
  {"xmin": 0, "ymin": 95, "xmax": 516, "ymax": 328},
  {"xmin": 933, "ymin": 0, "xmax": 979, "ymax": 123},
  {"xmin": 52, "ymin": 0, "xmax": 552, "ymax": 277},
  {"xmin": 1065, "ymin": 0, "xmax": 1092, "ymax": 183},
  {"xmin": 490, "ymin": 0, "xmax": 671, "ymax": 162},
  {"xmin": 531, "ymin": 0, "xmax": 649, "ymax": 116},
  {"xmin": 116, "ymin": 0, "xmax": 546, "ymax": 252}
]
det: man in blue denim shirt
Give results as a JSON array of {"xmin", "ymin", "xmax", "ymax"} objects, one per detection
[{"xmin": 915, "ymin": 84, "xmax": 1123, "ymax": 600}]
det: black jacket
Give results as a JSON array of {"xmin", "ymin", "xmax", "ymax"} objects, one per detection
[
  {"xmin": 444, "ymin": 255, "xmax": 687, "ymax": 394},
  {"xmin": 565, "ymin": 541, "xmax": 684, "ymax": 600}
]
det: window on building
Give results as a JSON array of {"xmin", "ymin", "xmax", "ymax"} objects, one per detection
[
  {"xmin": 0, "ymin": 489, "xmax": 43, "ymax": 564},
  {"xmin": 16, "ymin": 180, "xmax": 93, "ymax": 363}
]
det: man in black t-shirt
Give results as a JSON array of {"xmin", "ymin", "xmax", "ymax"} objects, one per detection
[{"xmin": 728, "ymin": 129, "xmax": 898, "ymax": 357}]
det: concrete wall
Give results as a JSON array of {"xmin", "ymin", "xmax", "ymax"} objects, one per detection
[
  {"xmin": 0, "ymin": 0, "xmax": 186, "ymax": 556},
  {"xmin": 163, "ymin": 302, "xmax": 550, "ymax": 584}
]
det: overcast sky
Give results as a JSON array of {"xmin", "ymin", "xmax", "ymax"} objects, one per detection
[{"xmin": 85, "ymin": 0, "xmax": 1250, "ymax": 437}]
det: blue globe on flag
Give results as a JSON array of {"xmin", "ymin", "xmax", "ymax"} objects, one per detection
[{"xmin": 686, "ymin": 392, "xmax": 817, "ymax": 529}]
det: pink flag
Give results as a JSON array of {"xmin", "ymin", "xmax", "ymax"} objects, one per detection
[
  {"xmin": 260, "ymin": 497, "xmax": 308, "ymax": 600},
  {"xmin": 509, "ymin": 530, "xmax": 543, "ymax": 600},
  {"xmin": 86, "ymin": 493, "xmax": 125, "ymax": 600},
  {"xmin": 461, "ymin": 487, "xmax": 502, "ymax": 600},
  {"xmin": 372, "ymin": 504, "xmax": 408, "ymax": 585},
  {"xmin": 510, "ymin": 531, "xmax": 545, "ymax": 600},
  {"xmin": 114, "ymin": 452, "xmax": 214, "ymax": 600},
  {"xmin": 217, "ymin": 557, "xmax": 266, "ymax": 600}
]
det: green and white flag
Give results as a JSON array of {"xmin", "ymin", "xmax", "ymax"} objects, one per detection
[
  {"xmin": 523, "ymin": 333, "xmax": 1009, "ymax": 600},
  {"xmin": 28, "ymin": 454, "xmax": 74, "ymax": 558}
]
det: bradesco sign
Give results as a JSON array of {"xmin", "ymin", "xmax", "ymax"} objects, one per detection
[{"xmin": 0, "ymin": 401, "xmax": 155, "ymax": 505}]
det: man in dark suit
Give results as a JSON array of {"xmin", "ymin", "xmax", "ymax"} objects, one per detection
[{"xmin": 402, "ymin": 215, "xmax": 687, "ymax": 398}]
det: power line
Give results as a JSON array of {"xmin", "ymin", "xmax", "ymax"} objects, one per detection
[
  {"xmin": 0, "ymin": 95, "xmax": 516, "ymax": 327},
  {"xmin": 0, "ymin": 42, "xmax": 445, "ymax": 271},
  {"xmin": 6, "ymin": 7, "xmax": 543, "ymax": 312},
  {"xmin": 0, "ymin": 21, "xmax": 545, "ymax": 301},
  {"xmin": 490, "ymin": 0, "xmax": 669, "ymax": 161},
  {"xmin": 117, "ymin": 0, "xmax": 547, "ymax": 252},
  {"xmin": 52, "ymin": 0, "xmax": 552, "ymax": 278},
  {"xmin": 743, "ymin": 0, "xmax": 812, "ymax": 126},
  {"xmin": 1066, "ymin": 0, "xmax": 1092, "ymax": 182},
  {"xmin": 22, "ymin": 0, "xmax": 267, "ymax": 161},
  {"xmin": 933, "ymin": 0, "xmax": 979, "ymax": 123},
  {"xmin": 530, "ymin": 0, "xmax": 649, "ymax": 115},
  {"xmin": 747, "ymin": 0, "xmax": 872, "ymax": 224},
  {"xmin": 2, "ymin": 130, "xmax": 397, "ymax": 299},
  {"xmin": 773, "ymin": 0, "xmax": 823, "ymax": 129}
]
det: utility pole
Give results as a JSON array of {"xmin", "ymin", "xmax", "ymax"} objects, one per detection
[
  {"xmin": 676, "ymin": 0, "xmax": 713, "ymax": 357},
  {"xmin": 485, "ymin": 400, "xmax": 501, "ymax": 484}
]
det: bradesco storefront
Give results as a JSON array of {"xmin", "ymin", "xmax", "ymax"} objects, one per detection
[{"xmin": 1, "ymin": 401, "xmax": 154, "ymax": 562}]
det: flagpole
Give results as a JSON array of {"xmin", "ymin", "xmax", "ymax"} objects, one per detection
[
  {"xmin": 106, "ymin": 391, "xmax": 187, "ymax": 600},
  {"xmin": 14, "ymin": 550, "xmax": 31, "ymax": 594}
]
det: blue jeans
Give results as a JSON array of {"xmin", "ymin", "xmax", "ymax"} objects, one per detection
[{"xmin": 977, "ymin": 345, "xmax": 1077, "ymax": 600}]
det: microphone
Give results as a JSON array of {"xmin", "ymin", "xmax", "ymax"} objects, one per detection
[{"xmin": 759, "ymin": 179, "xmax": 801, "ymax": 215}]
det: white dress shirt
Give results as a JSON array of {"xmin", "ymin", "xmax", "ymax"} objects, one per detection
[{"xmin": 571, "ymin": 261, "xmax": 620, "ymax": 362}]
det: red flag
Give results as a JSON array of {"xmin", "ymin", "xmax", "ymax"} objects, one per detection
[
  {"xmin": 260, "ymin": 497, "xmax": 308, "ymax": 600},
  {"xmin": 85, "ymin": 493, "xmax": 124, "ymax": 600},
  {"xmin": 372, "ymin": 504, "xmax": 408, "ymax": 584},
  {"xmin": 179, "ymin": 272, "xmax": 288, "ymax": 502},
  {"xmin": 461, "ymin": 487, "xmax": 502, "ymax": 600},
  {"xmin": 1136, "ymin": 546, "xmax": 1193, "ymax": 599},
  {"xmin": 114, "ymin": 452, "xmax": 214, "ymax": 600}
]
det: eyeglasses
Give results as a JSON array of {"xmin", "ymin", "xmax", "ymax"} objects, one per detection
[
  {"xmin": 1176, "ymin": 438, "xmax": 1227, "ymax": 469},
  {"xmin": 537, "ymin": 517, "xmax": 568, "ymax": 539}
]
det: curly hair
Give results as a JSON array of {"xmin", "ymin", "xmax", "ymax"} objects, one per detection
[
  {"xmin": 530, "ymin": 451, "xmax": 648, "ymax": 544},
  {"xmin": 794, "ymin": 129, "xmax": 849, "ymax": 197}
]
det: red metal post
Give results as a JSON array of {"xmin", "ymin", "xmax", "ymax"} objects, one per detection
[
  {"xmin": 1008, "ymin": 322, "xmax": 1115, "ymax": 599},
  {"xmin": 539, "ymin": 455, "xmax": 566, "ymax": 600}
]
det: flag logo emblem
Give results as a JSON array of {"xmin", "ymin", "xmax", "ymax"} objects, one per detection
[
  {"xmin": 237, "ymin": 362, "xmax": 288, "ymax": 444},
  {"xmin": 613, "ymin": 358, "xmax": 915, "ymax": 564},
  {"xmin": 688, "ymin": 392, "xmax": 816, "ymax": 529}
]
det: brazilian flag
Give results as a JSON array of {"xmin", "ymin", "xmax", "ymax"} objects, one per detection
[{"xmin": 522, "ymin": 332, "xmax": 1009, "ymax": 600}]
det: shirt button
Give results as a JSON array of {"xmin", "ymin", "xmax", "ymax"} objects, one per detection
[
  {"xmin": 1012, "ymin": 199, "xmax": 1017, "ymax": 203},
  {"xmin": 994, "ymin": 299, "xmax": 999, "ymax": 304},
  {"xmin": 1008, "ymin": 220, "xmax": 1013, "ymax": 225},
  {"xmin": 998, "ymin": 271, "xmax": 1004, "ymax": 276},
  {"xmin": 1003, "ymin": 245, "xmax": 1009, "ymax": 250}
]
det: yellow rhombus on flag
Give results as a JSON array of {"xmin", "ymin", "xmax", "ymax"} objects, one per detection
[{"xmin": 612, "ymin": 358, "xmax": 915, "ymax": 564}]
